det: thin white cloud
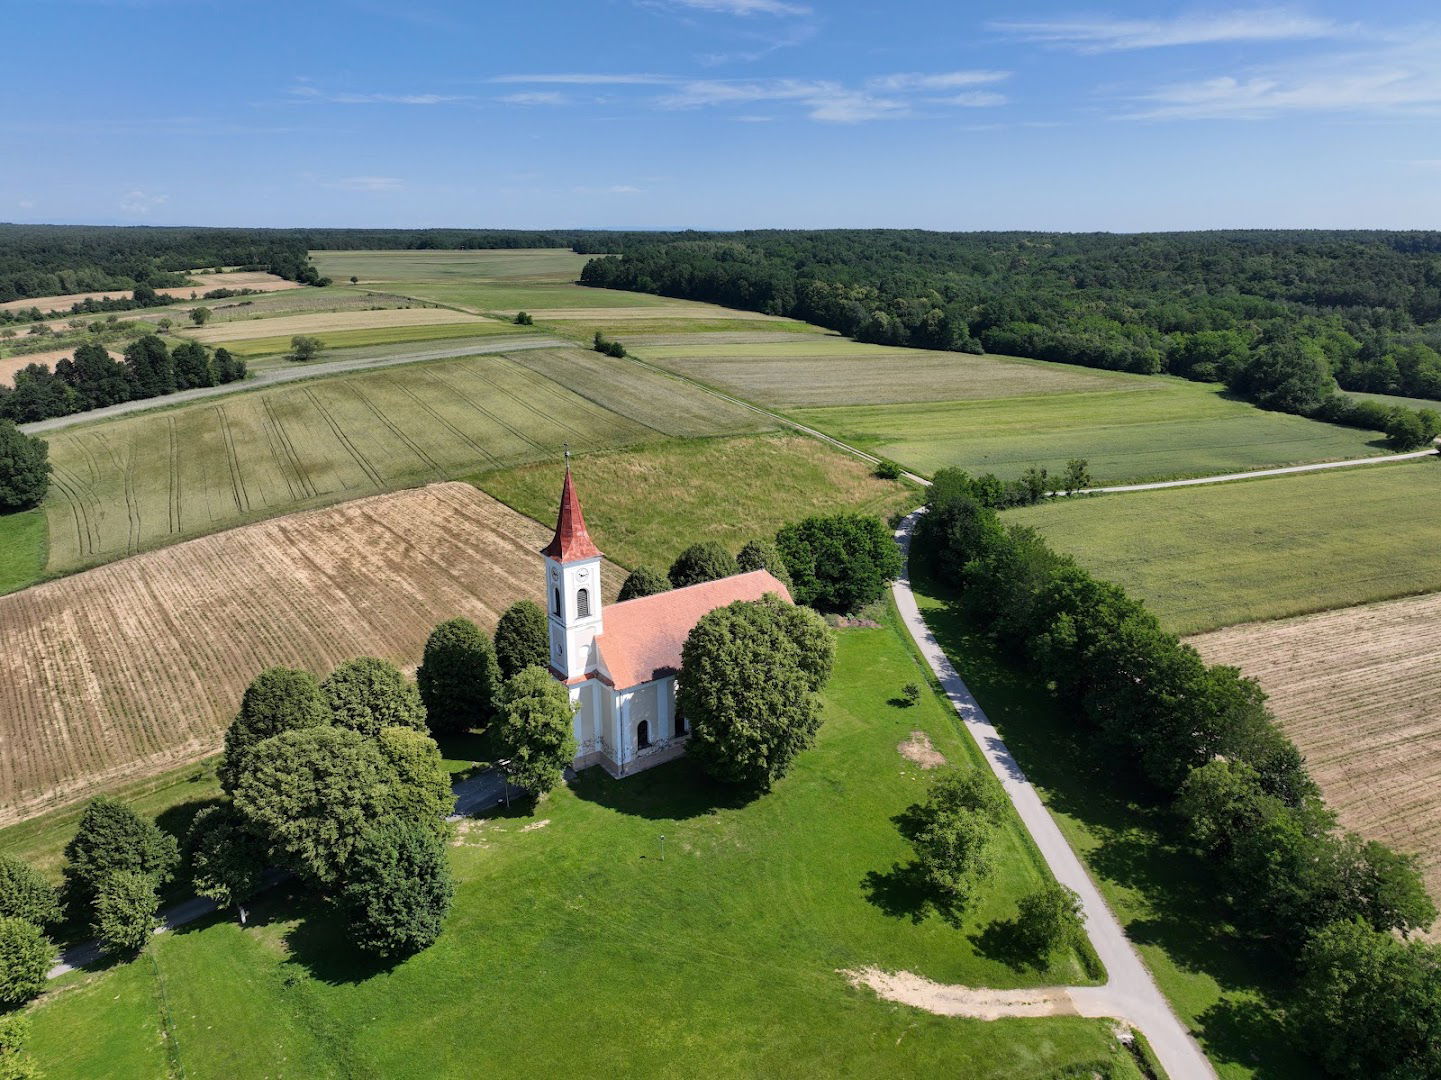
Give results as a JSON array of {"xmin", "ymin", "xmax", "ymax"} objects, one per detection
[
  {"xmin": 489, "ymin": 73, "xmax": 676, "ymax": 85},
  {"xmin": 993, "ymin": 9, "xmax": 1347, "ymax": 52},
  {"xmin": 932, "ymin": 91, "xmax": 1010, "ymax": 108},
  {"xmin": 573, "ymin": 184, "xmax": 645, "ymax": 194},
  {"xmin": 18, "ymin": 199, "xmax": 35, "ymax": 209},
  {"xmin": 498, "ymin": 91, "xmax": 573, "ymax": 106},
  {"xmin": 1131, "ymin": 38, "xmax": 1441, "ymax": 118},
  {"xmin": 663, "ymin": 0, "xmax": 810, "ymax": 15},
  {"xmin": 289, "ymin": 84, "xmax": 467, "ymax": 105},
  {"xmin": 119, "ymin": 190, "xmax": 168, "ymax": 215},
  {"xmin": 329, "ymin": 176, "xmax": 404, "ymax": 192},
  {"xmin": 866, "ymin": 71, "xmax": 1009, "ymax": 92}
]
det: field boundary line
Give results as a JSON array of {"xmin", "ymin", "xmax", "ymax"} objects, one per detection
[{"xmin": 302, "ymin": 387, "xmax": 386, "ymax": 489}]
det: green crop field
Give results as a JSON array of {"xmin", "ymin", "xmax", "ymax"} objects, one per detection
[
  {"xmin": 41, "ymin": 347, "xmax": 772, "ymax": 574},
  {"xmin": 793, "ymin": 385, "xmax": 1387, "ymax": 483},
  {"xmin": 217, "ymin": 320, "xmax": 526, "ymax": 358},
  {"xmin": 1009, "ymin": 459, "xmax": 1441, "ymax": 634},
  {"xmin": 25, "ymin": 620, "xmax": 1145, "ymax": 1080},
  {"xmin": 1351, "ymin": 389, "xmax": 1441, "ymax": 413},
  {"xmin": 312, "ymin": 247, "xmax": 598, "ymax": 283},
  {"xmin": 478, "ymin": 434, "xmax": 919, "ymax": 571}
]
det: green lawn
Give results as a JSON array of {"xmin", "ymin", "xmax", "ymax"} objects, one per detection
[
  {"xmin": 910, "ymin": 564, "xmax": 1307, "ymax": 1080},
  {"xmin": 1350, "ymin": 389, "xmax": 1441, "ymax": 412},
  {"xmin": 311, "ymin": 248, "xmax": 599, "ymax": 285},
  {"xmin": 24, "ymin": 622, "xmax": 1145, "ymax": 1079},
  {"xmin": 476, "ymin": 434, "xmax": 919, "ymax": 572},
  {"xmin": 0, "ymin": 507, "xmax": 46, "ymax": 594},
  {"xmin": 218, "ymin": 319, "xmax": 526, "ymax": 358},
  {"xmin": 1009, "ymin": 458, "xmax": 1441, "ymax": 634}
]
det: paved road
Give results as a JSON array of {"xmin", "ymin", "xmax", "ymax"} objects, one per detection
[
  {"xmin": 47, "ymin": 767, "xmax": 510, "ymax": 979},
  {"xmin": 20, "ymin": 336, "xmax": 568, "ymax": 435},
  {"xmin": 890, "ymin": 509, "xmax": 1216, "ymax": 1080}
]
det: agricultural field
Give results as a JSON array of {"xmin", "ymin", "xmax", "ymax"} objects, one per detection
[
  {"xmin": 2, "ymin": 346, "xmax": 121, "ymax": 386},
  {"xmin": 629, "ymin": 338, "xmax": 1389, "ymax": 483},
  {"xmin": 478, "ymin": 434, "xmax": 918, "ymax": 571},
  {"xmin": 1190, "ymin": 591, "xmax": 1441, "ymax": 913},
  {"xmin": 215, "ymin": 320, "xmax": 525, "ymax": 359},
  {"xmin": 180, "ymin": 305, "xmax": 493, "ymax": 344},
  {"xmin": 0, "ymin": 271, "xmax": 300, "ymax": 314},
  {"xmin": 0, "ymin": 482, "xmax": 623, "ymax": 825},
  {"xmin": 25, "ymin": 618, "xmax": 1144, "ymax": 1080},
  {"xmin": 40, "ymin": 346, "xmax": 767, "ymax": 573},
  {"xmin": 1009, "ymin": 459, "xmax": 1441, "ymax": 634}
]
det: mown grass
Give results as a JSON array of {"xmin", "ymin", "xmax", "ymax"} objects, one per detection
[
  {"xmin": 1009, "ymin": 458, "xmax": 1441, "ymax": 634},
  {"xmin": 28, "ymin": 960, "xmax": 171, "ymax": 1079},
  {"xmin": 25, "ymin": 621, "xmax": 1143, "ymax": 1079},
  {"xmin": 218, "ymin": 319, "xmax": 526, "ymax": 358},
  {"xmin": 910, "ymin": 563, "xmax": 1307, "ymax": 1080},
  {"xmin": 793, "ymin": 385, "xmax": 1387, "ymax": 483},
  {"xmin": 0, "ymin": 507, "xmax": 46, "ymax": 594},
  {"xmin": 475, "ymin": 434, "xmax": 919, "ymax": 572},
  {"xmin": 41, "ymin": 347, "xmax": 768, "ymax": 573}
]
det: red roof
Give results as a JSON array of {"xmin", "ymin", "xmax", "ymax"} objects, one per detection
[
  {"xmin": 540, "ymin": 467, "xmax": 602, "ymax": 562},
  {"xmin": 594, "ymin": 570, "xmax": 793, "ymax": 690}
]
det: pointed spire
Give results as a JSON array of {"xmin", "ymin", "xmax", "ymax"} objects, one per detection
[{"xmin": 540, "ymin": 460, "xmax": 602, "ymax": 562}]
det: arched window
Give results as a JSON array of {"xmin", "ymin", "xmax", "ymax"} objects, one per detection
[
  {"xmin": 577, "ymin": 587, "xmax": 591, "ymax": 618},
  {"xmin": 637, "ymin": 719, "xmax": 651, "ymax": 749},
  {"xmin": 553, "ymin": 587, "xmax": 561, "ymax": 615}
]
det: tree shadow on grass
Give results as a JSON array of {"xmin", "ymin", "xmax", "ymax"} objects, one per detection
[
  {"xmin": 281, "ymin": 910, "xmax": 402, "ymax": 986},
  {"xmin": 861, "ymin": 861, "xmax": 932, "ymax": 925},
  {"xmin": 570, "ymin": 756, "xmax": 759, "ymax": 822},
  {"xmin": 969, "ymin": 917, "xmax": 1040, "ymax": 974}
]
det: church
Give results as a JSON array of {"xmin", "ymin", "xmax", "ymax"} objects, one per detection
[{"xmin": 539, "ymin": 464, "xmax": 793, "ymax": 777}]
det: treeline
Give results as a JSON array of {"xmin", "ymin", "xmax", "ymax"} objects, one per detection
[
  {"xmin": 0, "ymin": 335, "xmax": 246, "ymax": 423},
  {"xmin": 918, "ymin": 470, "xmax": 1440, "ymax": 1078},
  {"xmin": 0, "ymin": 225, "xmax": 329, "ymax": 302},
  {"xmin": 577, "ymin": 230, "xmax": 1441, "ymax": 410}
]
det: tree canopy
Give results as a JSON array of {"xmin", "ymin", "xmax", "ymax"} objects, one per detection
[
  {"xmin": 187, "ymin": 804, "xmax": 268, "ymax": 912},
  {"xmin": 321, "ymin": 657, "xmax": 427, "ymax": 737},
  {"xmin": 0, "ymin": 918, "xmax": 54, "ymax": 1008},
  {"xmin": 494, "ymin": 600, "xmax": 549, "ymax": 679},
  {"xmin": 775, "ymin": 513, "xmax": 902, "ymax": 613},
  {"xmin": 667, "ymin": 541, "xmax": 738, "ymax": 589},
  {"xmin": 62, "ymin": 796, "xmax": 178, "ymax": 907},
  {"xmin": 93, "ymin": 871, "xmax": 161, "ymax": 957},
  {"xmin": 678, "ymin": 596, "xmax": 833, "ymax": 789},
  {"xmin": 218, "ymin": 666, "xmax": 331, "ymax": 794},
  {"xmin": 618, "ymin": 565, "xmax": 671, "ymax": 601},
  {"xmin": 0, "ymin": 421, "xmax": 50, "ymax": 512},
  {"xmin": 416, "ymin": 618, "xmax": 502, "ymax": 736},
  {"xmin": 0, "ymin": 856, "xmax": 60, "ymax": 929},
  {"xmin": 491, "ymin": 667, "xmax": 576, "ymax": 798},
  {"xmin": 338, "ymin": 821, "xmax": 454, "ymax": 958}
]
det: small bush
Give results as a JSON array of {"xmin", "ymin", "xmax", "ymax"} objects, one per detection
[
  {"xmin": 874, "ymin": 459, "xmax": 903, "ymax": 480},
  {"xmin": 901, "ymin": 682, "xmax": 921, "ymax": 706}
]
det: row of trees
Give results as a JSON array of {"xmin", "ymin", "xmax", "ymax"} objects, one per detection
[
  {"xmin": 0, "ymin": 336, "xmax": 247, "ymax": 424},
  {"xmin": 917, "ymin": 469, "xmax": 1440, "ymax": 1077},
  {"xmin": 617, "ymin": 514, "xmax": 901, "ymax": 615}
]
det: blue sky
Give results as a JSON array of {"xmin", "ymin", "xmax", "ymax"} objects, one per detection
[{"xmin": 3, "ymin": 0, "xmax": 1440, "ymax": 230}]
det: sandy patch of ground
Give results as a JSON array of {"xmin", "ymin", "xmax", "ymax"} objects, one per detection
[
  {"xmin": 843, "ymin": 968, "xmax": 1078, "ymax": 1019},
  {"xmin": 182, "ymin": 306, "xmax": 489, "ymax": 343},
  {"xmin": 898, "ymin": 731, "xmax": 947, "ymax": 769}
]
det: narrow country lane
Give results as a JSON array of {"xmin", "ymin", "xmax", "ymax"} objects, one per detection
[{"xmin": 890, "ymin": 509, "xmax": 1217, "ymax": 1080}]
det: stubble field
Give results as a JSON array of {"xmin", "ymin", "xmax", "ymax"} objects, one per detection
[
  {"xmin": 182, "ymin": 305, "xmax": 492, "ymax": 343},
  {"xmin": 0, "ymin": 482, "xmax": 623, "ymax": 825},
  {"xmin": 42, "ymin": 346, "xmax": 770, "ymax": 573},
  {"xmin": 1189, "ymin": 591, "xmax": 1441, "ymax": 912}
]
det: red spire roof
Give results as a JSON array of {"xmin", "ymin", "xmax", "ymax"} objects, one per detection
[{"xmin": 540, "ymin": 465, "xmax": 602, "ymax": 562}]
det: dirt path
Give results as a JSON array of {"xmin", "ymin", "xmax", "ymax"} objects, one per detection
[{"xmin": 844, "ymin": 968, "xmax": 1079, "ymax": 1019}]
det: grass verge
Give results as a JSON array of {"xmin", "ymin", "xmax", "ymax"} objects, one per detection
[{"xmin": 0, "ymin": 507, "xmax": 46, "ymax": 594}]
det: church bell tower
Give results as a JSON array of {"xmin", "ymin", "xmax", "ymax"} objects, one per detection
[{"xmin": 539, "ymin": 458, "xmax": 603, "ymax": 682}]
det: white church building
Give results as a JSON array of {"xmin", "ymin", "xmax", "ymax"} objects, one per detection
[{"xmin": 539, "ymin": 465, "xmax": 793, "ymax": 777}]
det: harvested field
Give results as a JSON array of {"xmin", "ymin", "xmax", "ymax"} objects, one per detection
[
  {"xmin": 218, "ymin": 320, "xmax": 523, "ymax": 358},
  {"xmin": 201, "ymin": 288, "xmax": 432, "ymax": 322},
  {"xmin": 623, "ymin": 331, "xmax": 828, "ymax": 346},
  {"xmin": 42, "ymin": 347, "xmax": 769, "ymax": 571},
  {"xmin": 1, "ymin": 346, "xmax": 117, "ymax": 386},
  {"xmin": 311, "ymin": 248, "xmax": 595, "ymax": 283},
  {"xmin": 0, "ymin": 273, "xmax": 298, "ymax": 314},
  {"xmin": 1011, "ymin": 459, "xmax": 1441, "ymax": 634},
  {"xmin": 182, "ymin": 306, "xmax": 490, "ymax": 343},
  {"xmin": 1190, "ymin": 591, "xmax": 1441, "ymax": 911},
  {"xmin": 0, "ymin": 483, "xmax": 621, "ymax": 825},
  {"xmin": 509, "ymin": 305, "xmax": 794, "ymax": 322}
]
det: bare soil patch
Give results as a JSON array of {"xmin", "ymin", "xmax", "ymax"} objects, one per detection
[
  {"xmin": 898, "ymin": 731, "xmax": 947, "ymax": 769},
  {"xmin": 0, "ymin": 482, "xmax": 623, "ymax": 826},
  {"xmin": 0, "ymin": 347, "xmax": 118, "ymax": 386},
  {"xmin": 1189, "ymin": 591, "xmax": 1441, "ymax": 916},
  {"xmin": 843, "ymin": 968, "xmax": 1078, "ymax": 1019},
  {"xmin": 182, "ymin": 306, "xmax": 488, "ymax": 343}
]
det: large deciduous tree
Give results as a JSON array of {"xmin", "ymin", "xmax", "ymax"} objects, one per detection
[
  {"xmin": 493, "ymin": 600, "xmax": 549, "ymax": 679},
  {"xmin": 617, "ymin": 566, "xmax": 670, "ymax": 601},
  {"xmin": 232, "ymin": 726, "xmax": 393, "ymax": 887},
  {"xmin": 775, "ymin": 513, "xmax": 902, "ymax": 613},
  {"xmin": 0, "ymin": 856, "xmax": 60, "ymax": 929},
  {"xmin": 93, "ymin": 871, "xmax": 161, "ymax": 957},
  {"xmin": 416, "ymin": 618, "xmax": 502, "ymax": 736},
  {"xmin": 735, "ymin": 538, "xmax": 792, "ymax": 589},
  {"xmin": 62, "ymin": 796, "xmax": 178, "ymax": 909},
  {"xmin": 0, "ymin": 420, "xmax": 50, "ymax": 512},
  {"xmin": 338, "ymin": 821, "xmax": 454, "ymax": 958},
  {"xmin": 1014, "ymin": 884, "xmax": 1086, "ymax": 963},
  {"xmin": 170, "ymin": 341, "xmax": 215, "ymax": 390},
  {"xmin": 491, "ymin": 667, "xmax": 576, "ymax": 799},
  {"xmin": 376, "ymin": 726, "xmax": 455, "ymax": 826},
  {"xmin": 906, "ymin": 769, "xmax": 1006, "ymax": 920},
  {"xmin": 678, "ymin": 596, "xmax": 833, "ymax": 790},
  {"xmin": 0, "ymin": 918, "xmax": 54, "ymax": 1008},
  {"xmin": 122, "ymin": 334, "xmax": 175, "ymax": 398},
  {"xmin": 186, "ymin": 805, "xmax": 268, "ymax": 916},
  {"xmin": 321, "ymin": 657, "xmax": 427, "ymax": 737},
  {"xmin": 218, "ymin": 667, "xmax": 331, "ymax": 794},
  {"xmin": 667, "ymin": 541, "xmax": 737, "ymax": 589}
]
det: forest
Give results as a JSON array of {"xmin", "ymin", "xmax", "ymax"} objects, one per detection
[{"xmin": 578, "ymin": 230, "xmax": 1441, "ymax": 410}]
